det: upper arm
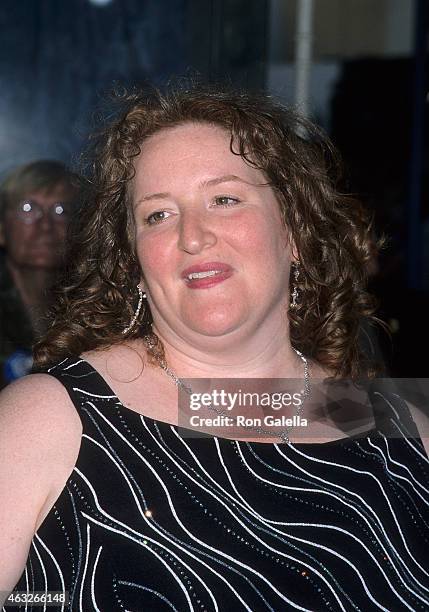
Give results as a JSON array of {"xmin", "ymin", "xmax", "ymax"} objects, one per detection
[{"xmin": 0, "ymin": 373, "xmax": 82, "ymax": 602}]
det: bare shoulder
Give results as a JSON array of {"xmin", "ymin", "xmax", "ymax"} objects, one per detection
[
  {"xmin": 0, "ymin": 374, "xmax": 82, "ymax": 598},
  {"xmin": 0, "ymin": 373, "xmax": 83, "ymax": 506},
  {"xmin": 0, "ymin": 372, "xmax": 82, "ymax": 439},
  {"xmin": 0, "ymin": 372, "xmax": 83, "ymax": 491}
]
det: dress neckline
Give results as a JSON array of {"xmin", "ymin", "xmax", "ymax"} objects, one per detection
[{"xmin": 56, "ymin": 356, "xmax": 380, "ymax": 448}]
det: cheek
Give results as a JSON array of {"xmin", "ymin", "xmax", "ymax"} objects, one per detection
[
  {"xmin": 136, "ymin": 232, "xmax": 173, "ymax": 283},
  {"xmin": 232, "ymin": 215, "xmax": 288, "ymax": 263},
  {"xmin": 7, "ymin": 223, "xmax": 34, "ymax": 245},
  {"xmin": 54, "ymin": 225, "xmax": 67, "ymax": 241}
]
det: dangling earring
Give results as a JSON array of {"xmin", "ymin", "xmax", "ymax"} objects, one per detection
[
  {"xmin": 290, "ymin": 263, "xmax": 300, "ymax": 309},
  {"xmin": 122, "ymin": 284, "xmax": 146, "ymax": 335}
]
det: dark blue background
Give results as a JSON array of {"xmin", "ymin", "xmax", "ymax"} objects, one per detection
[{"xmin": 0, "ymin": 0, "xmax": 187, "ymax": 175}]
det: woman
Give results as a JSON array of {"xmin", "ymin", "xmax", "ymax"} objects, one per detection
[
  {"xmin": 1, "ymin": 85, "xmax": 428, "ymax": 611},
  {"xmin": 0, "ymin": 160, "xmax": 80, "ymax": 387}
]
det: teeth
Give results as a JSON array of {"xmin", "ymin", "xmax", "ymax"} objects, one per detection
[{"xmin": 187, "ymin": 270, "xmax": 222, "ymax": 280}]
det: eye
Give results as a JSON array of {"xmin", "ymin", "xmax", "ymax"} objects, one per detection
[
  {"xmin": 213, "ymin": 196, "xmax": 240, "ymax": 207},
  {"xmin": 145, "ymin": 210, "xmax": 171, "ymax": 225},
  {"xmin": 52, "ymin": 203, "xmax": 71, "ymax": 219},
  {"xmin": 22, "ymin": 201, "xmax": 34, "ymax": 213}
]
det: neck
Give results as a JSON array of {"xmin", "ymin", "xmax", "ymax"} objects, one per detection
[
  {"xmin": 150, "ymin": 319, "xmax": 305, "ymax": 380},
  {"xmin": 7, "ymin": 259, "xmax": 56, "ymax": 313}
]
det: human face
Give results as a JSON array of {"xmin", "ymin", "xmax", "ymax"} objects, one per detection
[
  {"xmin": 1, "ymin": 183, "xmax": 72, "ymax": 269},
  {"xmin": 132, "ymin": 122, "xmax": 294, "ymax": 345}
]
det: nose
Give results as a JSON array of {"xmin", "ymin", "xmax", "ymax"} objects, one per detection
[
  {"xmin": 177, "ymin": 210, "xmax": 217, "ymax": 254},
  {"xmin": 36, "ymin": 210, "xmax": 55, "ymax": 232}
]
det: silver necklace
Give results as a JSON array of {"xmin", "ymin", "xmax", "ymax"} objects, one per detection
[{"xmin": 144, "ymin": 335, "xmax": 310, "ymax": 444}]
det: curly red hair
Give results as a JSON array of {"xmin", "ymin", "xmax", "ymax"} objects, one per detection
[{"xmin": 34, "ymin": 83, "xmax": 379, "ymax": 378}]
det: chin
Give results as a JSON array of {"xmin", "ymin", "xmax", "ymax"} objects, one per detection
[{"xmin": 184, "ymin": 308, "xmax": 247, "ymax": 337}]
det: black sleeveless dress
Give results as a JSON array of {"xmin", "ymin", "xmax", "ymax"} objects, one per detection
[{"xmin": 5, "ymin": 358, "xmax": 429, "ymax": 612}]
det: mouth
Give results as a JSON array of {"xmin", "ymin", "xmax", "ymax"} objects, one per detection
[{"xmin": 181, "ymin": 262, "xmax": 233, "ymax": 289}]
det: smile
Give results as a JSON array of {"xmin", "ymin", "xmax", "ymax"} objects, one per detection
[
  {"xmin": 181, "ymin": 262, "xmax": 234, "ymax": 289},
  {"xmin": 186, "ymin": 270, "xmax": 223, "ymax": 280}
]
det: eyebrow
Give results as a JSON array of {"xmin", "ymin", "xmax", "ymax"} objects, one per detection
[{"xmin": 134, "ymin": 175, "xmax": 253, "ymax": 208}]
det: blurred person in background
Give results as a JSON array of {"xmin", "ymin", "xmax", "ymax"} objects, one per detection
[{"xmin": 0, "ymin": 160, "xmax": 80, "ymax": 387}]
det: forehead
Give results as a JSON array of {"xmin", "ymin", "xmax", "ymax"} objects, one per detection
[
  {"xmin": 134, "ymin": 122, "xmax": 265, "ymax": 191},
  {"xmin": 12, "ymin": 183, "xmax": 73, "ymax": 205},
  {"xmin": 33, "ymin": 183, "xmax": 72, "ymax": 201}
]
